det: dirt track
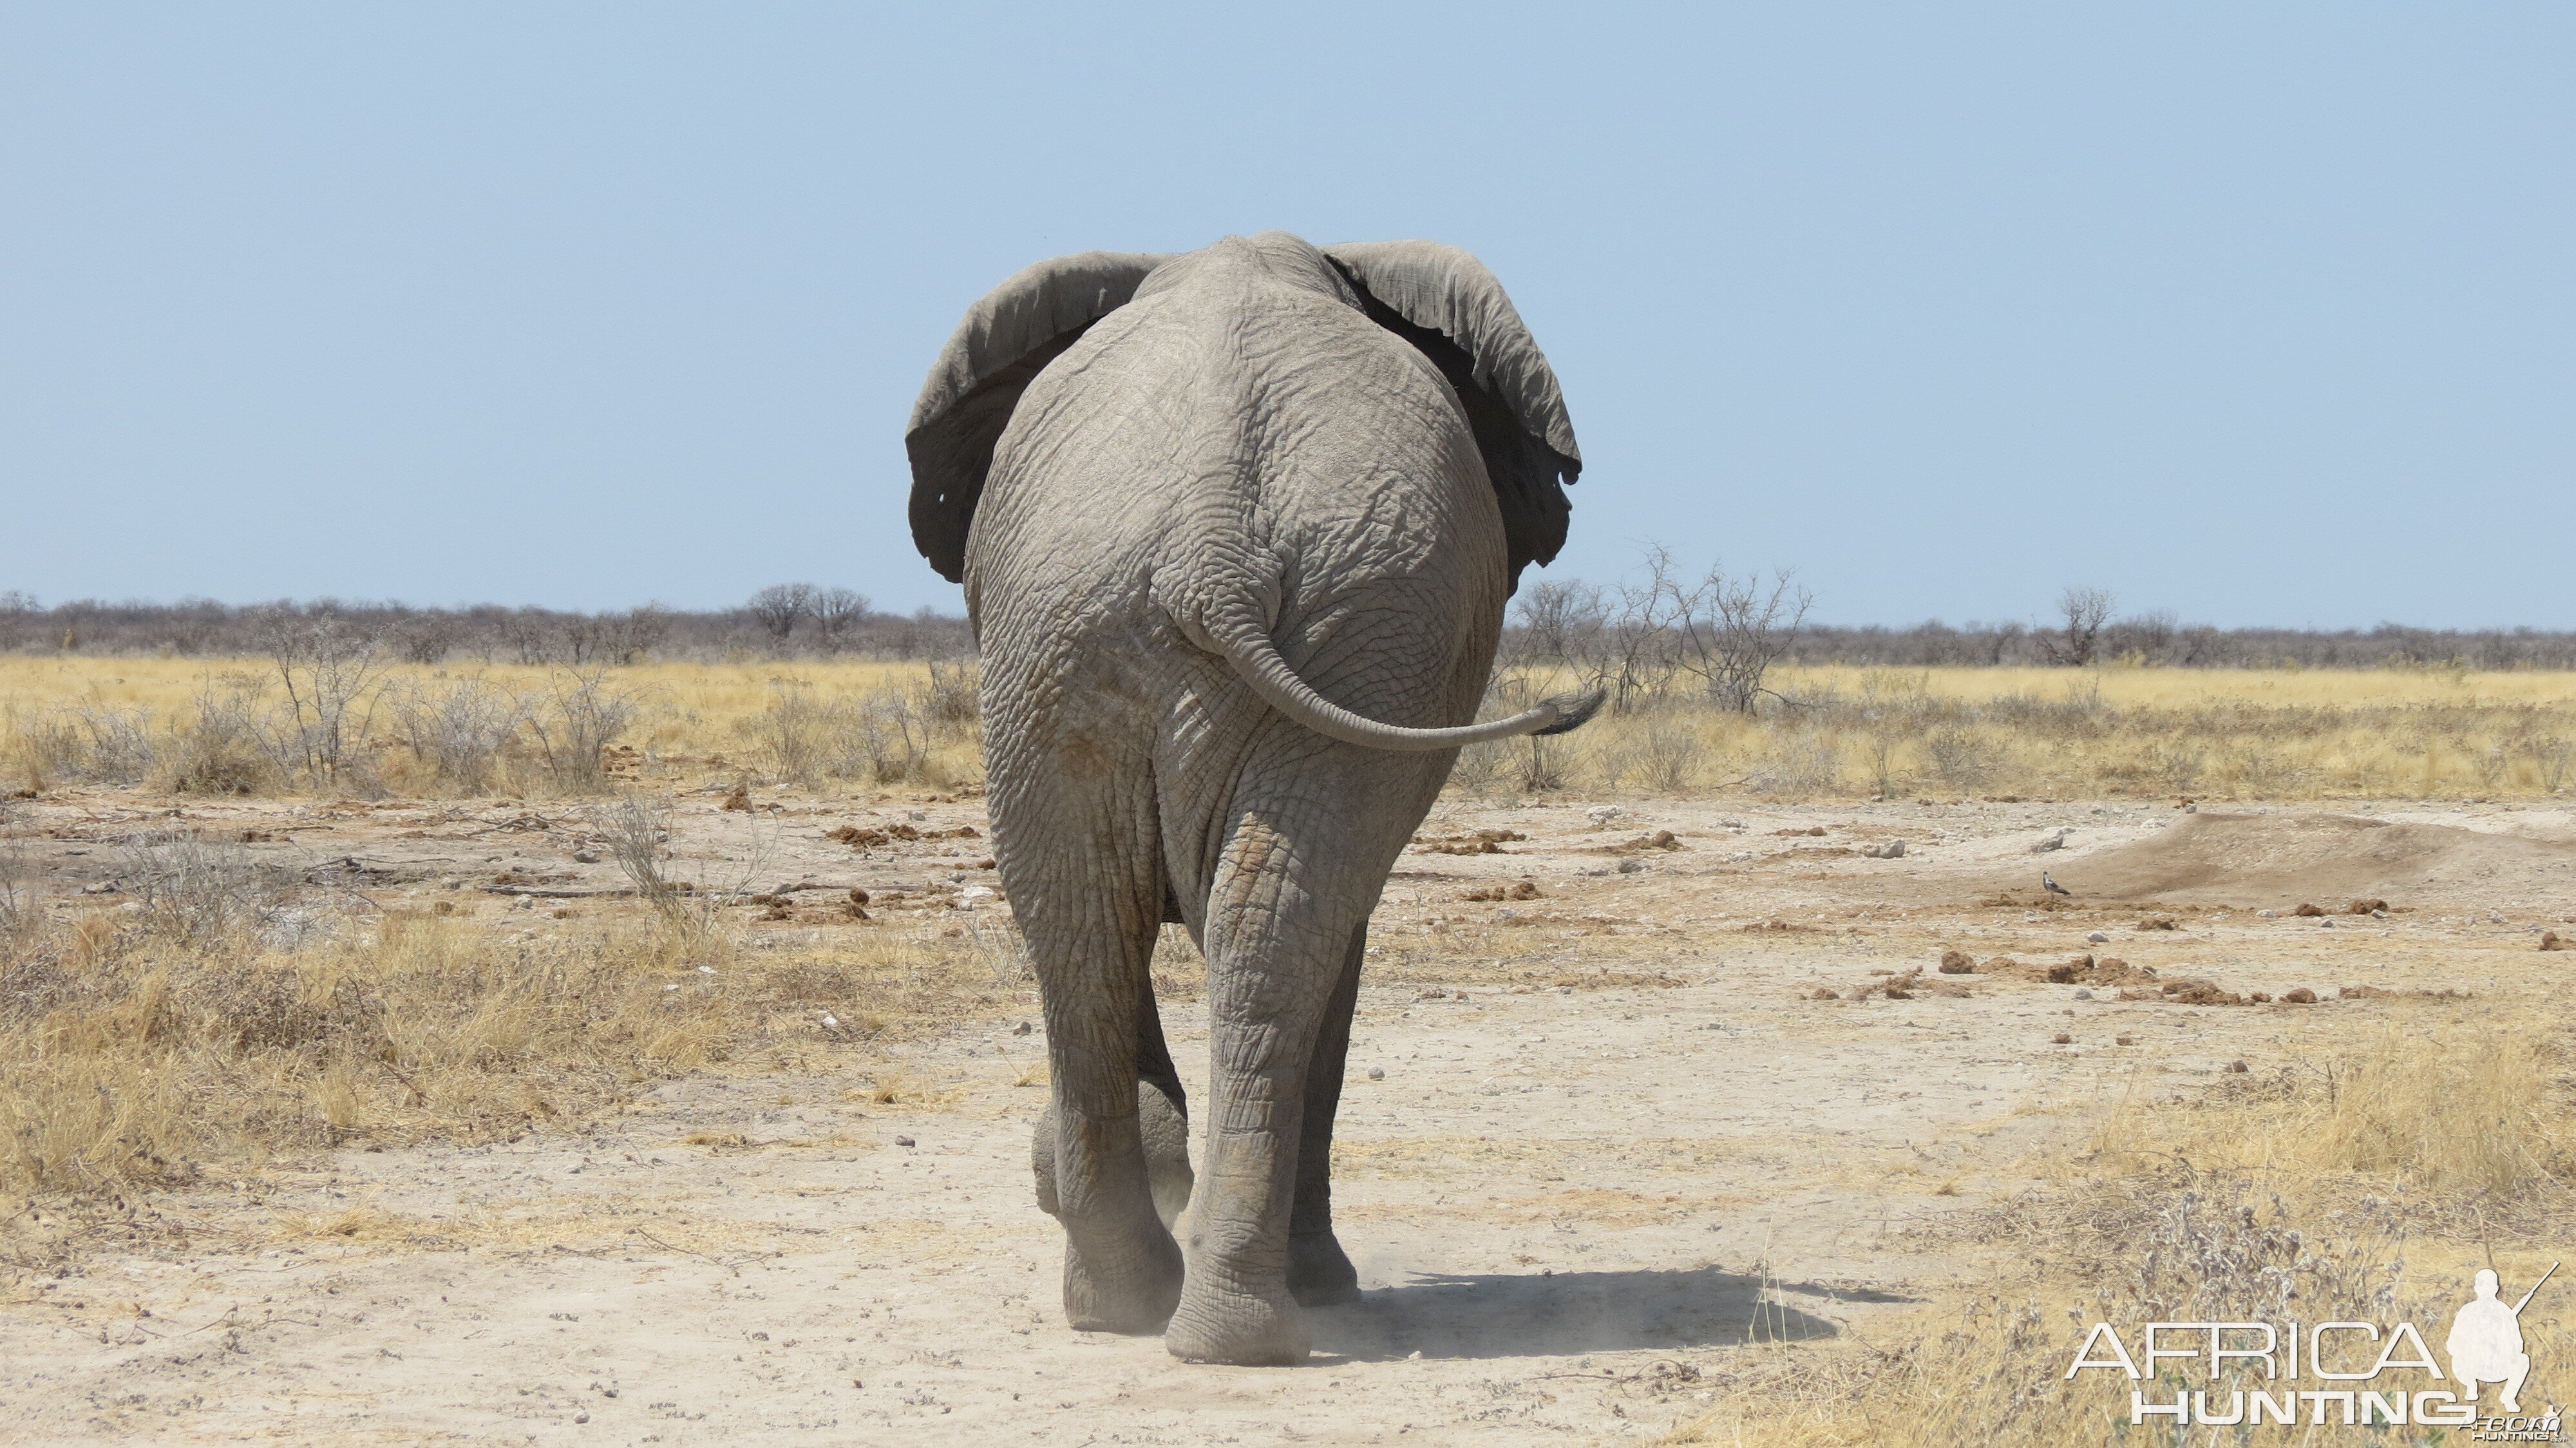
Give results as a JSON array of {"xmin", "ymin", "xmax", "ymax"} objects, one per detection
[{"xmin": 5, "ymin": 792, "xmax": 2570, "ymax": 1444}]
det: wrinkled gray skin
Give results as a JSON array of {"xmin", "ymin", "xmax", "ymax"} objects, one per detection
[{"xmin": 904, "ymin": 231, "xmax": 1596, "ymax": 1366}]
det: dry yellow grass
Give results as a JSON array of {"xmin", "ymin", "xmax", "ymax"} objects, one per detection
[
  {"xmin": 2079, "ymin": 1023, "xmax": 2573, "ymax": 1206},
  {"xmin": 1774, "ymin": 661, "xmax": 2576, "ymax": 711},
  {"xmin": 1661, "ymin": 1252, "xmax": 2572, "ymax": 1446},
  {"xmin": 1474, "ymin": 662, "xmax": 2576, "ymax": 800},
  {"xmin": 0, "ymin": 901, "xmax": 999, "ymax": 1200},
  {"xmin": 0, "ymin": 654, "xmax": 946, "ymax": 730},
  {"xmin": 0, "ymin": 654, "xmax": 985, "ymax": 795},
  {"xmin": 9, "ymin": 655, "xmax": 2576, "ymax": 801},
  {"xmin": 1660, "ymin": 1018, "xmax": 2574, "ymax": 1445}
]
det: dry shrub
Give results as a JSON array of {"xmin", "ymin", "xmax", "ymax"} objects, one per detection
[
  {"xmin": 1922, "ymin": 725, "xmax": 1999, "ymax": 788},
  {"xmin": 857, "ymin": 691, "xmax": 936, "ymax": 783},
  {"xmin": 747, "ymin": 683, "xmax": 848, "ymax": 783},
  {"xmin": 1748, "ymin": 732, "xmax": 1841, "ymax": 797},
  {"xmin": 734, "ymin": 667, "xmax": 979, "ymax": 786},
  {"xmin": 600, "ymin": 792, "xmax": 688, "ymax": 922},
  {"xmin": 741, "ymin": 674, "xmax": 982, "ymax": 787},
  {"xmin": 2, "ymin": 700, "xmax": 158, "ymax": 786},
  {"xmin": 1447, "ymin": 736, "xmax": 1508, "ymax": 794},
  {"xmin": 5, "ymin": 709, "xmax": 85, "ymax": 785},
  {"xmin": 1515, "ymin": 734, "xmax": 1567, "ymax": 792},
  {"xmin": 526, "ymin": 668, "xmax": 639, "ymax": 792},
  {"xmin": 252, "ymin": 610, "xmax": 385, "ymax": 788},
  {"xmin": 1586, "ymin": 734, "xmax": 1638, "ymax": 792},
  {"xmin": 1665, "ymin": 1189, "xmax": 2454, "ymax": 1446},
  {"xmin": 2092, "ymin": 1027, "xmax": 2573, "ymax": 1205},
  {"xmin": 1666, "ymin": 1020, "xmax": 2573, "ymax": 1446},
  {"xmin": 595, "ymin": 792, "xmax": 773, "ymax": 939},
  {"xmin": 67, "ymin": 704, "xmax": 155, "ymax": 783},
  {"xmin": 1634, "ymin": 716, "xmax": 1706, "ymax": 792},
  {"xmin": 118, "ymin": 830, "xmax": 280, "ymax": 946},
  {"xmin": 918, "ymin": 660, "xmax": 980, "ymax": 729},
  {"xmin": 1461, "ymin": 662, "xmax": 2576, "ymax": 801},
  {"xmin": 961, "ymin": 915, "xmax": 1031, "ymax": 985},
  {"xmin": 166, "ymin": 674, "xmax": 277, "ymax": 794},
  {"xmin": 0, "ymin": 891, "xmax": 997, "ymax": 1197},
  {"xmin": 384, "ymin": 674, "xmax": 524, "ymax": 793},
  {"xmin": 0, "ymin": 837, "xmax": 28, "ymax": 943}
]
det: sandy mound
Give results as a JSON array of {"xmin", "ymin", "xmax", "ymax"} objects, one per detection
[{"xmin": 2039, "ymin": 812, "xmax": 2576, "ymax": 906}]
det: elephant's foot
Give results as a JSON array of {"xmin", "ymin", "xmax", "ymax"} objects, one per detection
[
  {"xmin": 1286, "ymin": 1230, "xmax": 1359, "ymax": 1307},
  {"xmin": 1062, "ymin": 1227, "xmax": 1184, "ymax": 1335},
  {"xmin": 1036, "ymin": 1096, "xmax": 1194, "ymax": 1230},
  {"xmin": 1139, "ymin": 1086, "xmax": 1195, "ymax": 1231},
  {"xmin": 1031, "ymin": 1106, "xmax": 1062, "ymax": 1219},
  {"xmin": 1164, "ymin": 1282, "xmax": 1311, "ymax": 1366}
]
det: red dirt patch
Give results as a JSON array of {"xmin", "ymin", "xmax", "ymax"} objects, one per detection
[{"xmin": 2031, "ymin": 812, "xmax": 2576, "ymax": 905}]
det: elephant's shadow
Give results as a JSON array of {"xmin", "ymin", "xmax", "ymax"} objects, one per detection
[{"xmin": 1305, "ymin": 1264, "xmax": 1899, "ymax": 1362}]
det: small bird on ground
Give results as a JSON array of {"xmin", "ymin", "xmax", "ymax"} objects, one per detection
[{"xmin": 2042, "ymin": 872, "xmax": 2071, "ymax": 897}]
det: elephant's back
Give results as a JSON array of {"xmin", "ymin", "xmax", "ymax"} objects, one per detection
[{"xmin": 967, "ymin": 271, "xmax": 1508, "ymax": 729}]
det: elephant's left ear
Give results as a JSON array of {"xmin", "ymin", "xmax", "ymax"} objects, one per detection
[
  {"xmin": 906, "ymin": 251, "xmax": 1171, "ymax": 584},
  {"xmin": 1323, "ymin": 242, "xmax": 1582, "ymax": 592}
]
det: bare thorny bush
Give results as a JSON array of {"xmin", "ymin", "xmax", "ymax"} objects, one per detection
[
  {"xmin": 2038, "ymin": 586, "xmax": 2117, "ymax": 667},
  {"xmin": 592, "ymin": 792, "xmax": 777, "ymax": 945},
  {"xmin": 1668, "ymin": 1188, "xmax": 2450, "ymax": 1447},
  {"xmin": 1447, "ymin": 652, "xmax": 2576, "ymax": 801},
  {"xmin": 382, "ymin": 674, "xmax": 523, "ymax": 794},
  {"xmin": 742, "ymin": 662, "xmax": 981, "ymax": 786},
  {"xmin": 255, "ymin": 611, "xmax": 386, "ymax": 787},
  {"xmin": 117, "ymin": 831, "xmax": 283, "ymax": 948},
  {"xmin": 1464, "ymin": 553, "xmax": 2576, "ymax": 801},
  {"xmin": 1511, "ymin": 547, "xmax": 1814, "ymax": 715},
  {"xmin": 1458, "ymin": 547, "xmax": 1820, "ymax": 795},
  {"xmin": 10, "ymin": 643, "xmax": 983, "ymax": 801},
  {"xmin": 0, "ymin": 814, "xmax": 994, "ymax": 1202},
  {"xmin": 3, "ymin": 609, "xmax": 648, "ymax": 797},
  {"xmin": 1668, "ymin": 1024, "xmax": 2573, "ymax": 1446},
  {"xmin": 0, "ymin": 806, "xmax": 26, "ymax": 944},
  {"xmin": 524, "ymin": 669, "xmax": 640, "ymax": 792}
]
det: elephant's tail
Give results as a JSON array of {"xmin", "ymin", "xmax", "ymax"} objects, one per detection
[{"xmin": 1208, "ymin": 616, "xmax": 1605, "ymax": 754}]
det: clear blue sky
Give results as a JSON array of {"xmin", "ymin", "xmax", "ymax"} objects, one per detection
[{"xmin": 4, "ymin": 5, "xmax": 2568, "ymax": 628}]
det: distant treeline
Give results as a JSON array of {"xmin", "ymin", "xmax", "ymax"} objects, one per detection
[
  {"xmin": 2, "ymin": 588, "xmax": 2570, "ymax": 671},
  {"xmin": 1774, "ymin": 618, "xmax": 2576, "ymax": 671},
  {"xmin": 0, "ymin": 587, "xmax": 973, "ymax": 663}
]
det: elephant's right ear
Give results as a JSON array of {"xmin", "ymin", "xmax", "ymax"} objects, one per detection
[
  {"xmin": 905, "ymin": 251, "xmax": 1171, "ymax": 583},
  {"xmin": 1323, "ymin": 242, "xmax": 1581, "ymax": 594}
]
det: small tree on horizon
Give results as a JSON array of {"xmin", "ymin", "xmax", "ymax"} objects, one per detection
[
  {"xmin": 2043, "ymin": 586, "xmax": 2116, "ymax": 666},
  {"xmin": 748, "ymin": 583, "xmax": 819, "ymax": 641},
  {"xmin": 811, "ymin": 587, "xmax": 871, "ymax": 648}
]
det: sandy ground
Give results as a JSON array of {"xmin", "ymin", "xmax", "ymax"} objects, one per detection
[{"xmin": 5, "ymin": 787, "xmax": 2571, "ymax": 1444}]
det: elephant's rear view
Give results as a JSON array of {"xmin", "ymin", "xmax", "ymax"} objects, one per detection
[{"xmin": 905, "ymin": 231, "xmax": 1595, "ymax": 1365}]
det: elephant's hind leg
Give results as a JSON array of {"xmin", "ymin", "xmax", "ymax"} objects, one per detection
[
  {"xmin": 1286, "ymin": 926, "xmax": 1365, "ymax": 1307},
  {"xmin": 1161, "ymin": 756, "xmax": 1438, "ymax": 1366},
  {"xmin": 998, "ymin": 763, "xmax": 1186, "ymax": 1335},
  {"xmin": 1135, "ymin": 984, "xmax": 1197, "ymax": 1229},
  {"xmin": 1037, "ymin": 986, "xmax": 1193, "ymax": 1231}
]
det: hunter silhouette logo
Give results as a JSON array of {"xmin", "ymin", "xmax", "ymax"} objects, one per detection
[
  {"xmin": 2067, "ymin": 1259, "xmax": 2562, "ymax": 1431},
  {"xmin": 2452, "ymin": 1262, "xmax": 2553, "ymax": 1414}
]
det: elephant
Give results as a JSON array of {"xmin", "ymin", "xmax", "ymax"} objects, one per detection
[{"xmin": 903, "ymin": 231, "xmax": 1598, "ymax": 1366}]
